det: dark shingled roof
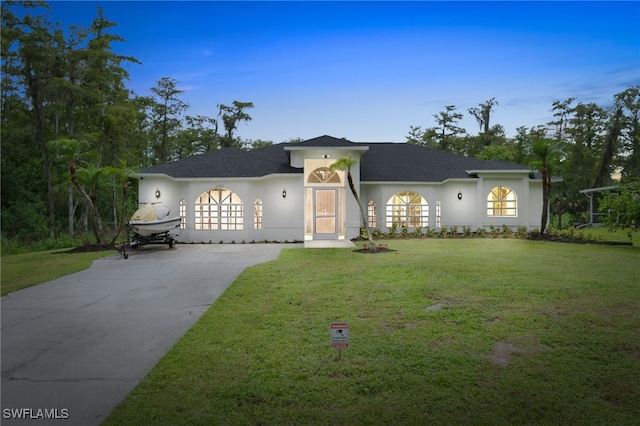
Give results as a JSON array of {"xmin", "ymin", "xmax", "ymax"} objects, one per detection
[
  {"xmin": 137, "ymin": 135, "xmax": 532, "ymax": 181},
  {"xmin": 361, "ymin": 143, "xmax": 530, "ymax": 182},
  {"xmin": 137, "ymin": 147, "xmax": 298, "ymax": 178}
]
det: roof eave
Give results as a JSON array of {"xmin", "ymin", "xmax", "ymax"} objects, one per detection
[
  {"xmin": 135, "ymin": 172, "xmax": 302, "ymax": 181},
  {"xmin": 579, "ymin": 185, "xmax": 618, "ymax": 194},
  {"xmin": 362, "ymin": 177, "xmax": 478, "ymax": 185},
  {"xmin": 465, "ymin": 169, "xmax": 531, "ymax": 175}
]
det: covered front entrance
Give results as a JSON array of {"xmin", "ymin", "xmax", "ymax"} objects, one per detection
[
  {"xmin": 303, "ymin": 159, "xmax": 348, "ymax": 244},
  {"xmin": 313, "ymin": 188, "xmax": 338, "ymax": 239}
]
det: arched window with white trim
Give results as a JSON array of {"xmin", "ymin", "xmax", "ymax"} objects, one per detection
[
  {"xmin": 195, "ymin": 188, "xmax": 244, "ymax": 230},
  {"xmin": 367, "ymin": 200, "xmax": 376, "ymax": 228},
  {"xmin": 179, "ymin": 199, "xmax": 186, "ymax": 229},
  {"xmin": 254, "ymin": 199, "xmax": 263, "ymax": 230},
  {"xmin": 307, "ymin": 167, "xmax": 342, "ymax": 184},
  {"xmin": 487, "ymin": 186, "xmax": 517, "ymax": 216},
  {"xmin": 386, "ymin": 191, "xmax": 429, "ymax": 228}
]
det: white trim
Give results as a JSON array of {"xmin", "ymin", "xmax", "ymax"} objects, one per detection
[
  {"xmin": 579, "ymin": 186, "xmax": 618, "ymax": 194},
  {"xmin": 135, "ymin": 173, "xmax": 300, "ymax": 182},
  {"xmin": 466, "ymin": 169, "xmax": 531, "ymax": 175},
  {"xmin": 362, "ymin": 178, "xmax": 477, "ymax": 186}
]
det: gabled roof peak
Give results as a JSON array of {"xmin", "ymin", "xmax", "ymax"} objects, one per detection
[{"xmin": 292, "ymin": 135, "xmax": 360, "ymax": 147}]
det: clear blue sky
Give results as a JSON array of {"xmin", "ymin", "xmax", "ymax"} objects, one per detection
[{"xmin": 40, "ymin": 1, "xmax": 640, "ymax": 143}]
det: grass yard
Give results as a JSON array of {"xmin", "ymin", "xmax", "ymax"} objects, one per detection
[
  {"xmin": 104, "ymin": 239, "xmax": 640, "ymax": 425},
  {"xmin": 580, "ymin": 226, "xmax": 640, "ymax": 246},
  {"xmin": 0, "ymin": 249, "xmax": 115, "ymax": 296}
]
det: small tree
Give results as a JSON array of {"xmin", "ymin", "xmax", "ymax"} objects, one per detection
[
  {"xmin": 329, "ymin": 156, "xmax": 376, "ymax": 250},
  {"xmin": 598, "ymin": 181, "xmax": 640, "ymax": 232},
  {"xmin": 104, "ymin": 160, "xmax": 136, "ymax": 245},
  {"xmin": 218, "ymin": 101, "xmax": 254, "ymax": 148},
  {"xmin": 529, "ymin": 139, "xmax": 560, "ymax": 234},
  {"xmin": 49, "ymin": 138, "xmax": 106, "ymax": 243}
]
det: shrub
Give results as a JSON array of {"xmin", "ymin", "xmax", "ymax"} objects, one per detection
[{"xmin": 517, "ymin": 226, "xmax": 528, "ymax": 238}]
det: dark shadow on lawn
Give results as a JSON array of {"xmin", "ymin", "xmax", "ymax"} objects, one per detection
[{"xmin": 353, "ymin": 247, "xmax": 396, "ymax": 254}]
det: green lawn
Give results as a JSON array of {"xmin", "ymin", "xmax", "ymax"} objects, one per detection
[
  {"xmin": 104, "ymin": 239, "xmax": 640, "ymax": 425},
  {"xmin": 580, "ymin": 226, "xmax": 640, "ymax": 246},
  {"xmin": 0, "ymin": 249, "xmax": 116, "ymax": 296}
]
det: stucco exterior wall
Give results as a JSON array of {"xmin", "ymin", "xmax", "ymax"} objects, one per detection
[
  {"xmin": 138, "ymin": 175, "xmax": 304, "ymax": 243},
  {"xmin": 360, "ymin": 176, "xmax": 544, "ymax": 233},
  {"xmin": 136, "ymin": 171, "xmax": 545, "ymax": 243}
]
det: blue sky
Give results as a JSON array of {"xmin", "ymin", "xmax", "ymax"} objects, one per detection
[{"xmin": 41, "ymin": 1, "xmax": 640, "ymax": 143}]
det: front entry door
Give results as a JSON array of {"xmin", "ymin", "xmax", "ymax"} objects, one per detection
[{"xmin": 314, "ymin": 189, "xmax": 338, "ymax": 240}]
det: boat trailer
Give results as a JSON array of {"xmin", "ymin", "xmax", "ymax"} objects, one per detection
[{"xmin": 119, "ymin": 223, "xmax": 178, "ymax": 259}]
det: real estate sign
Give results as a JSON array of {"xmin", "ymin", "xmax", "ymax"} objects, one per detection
[{"xmin": 330, "ymin": 323, "xmax": 349, "ymax": 349}]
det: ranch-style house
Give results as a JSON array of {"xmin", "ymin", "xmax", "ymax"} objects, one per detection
[{"xmin": 135, "ymin": 135, "xmax": 547, "ymax": 247}]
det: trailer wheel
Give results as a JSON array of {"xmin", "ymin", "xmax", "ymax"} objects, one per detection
[{"xmin": 169, "ymin": 239, "xmax": 175, "ymax": 249}]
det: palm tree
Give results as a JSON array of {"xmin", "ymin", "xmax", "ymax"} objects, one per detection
[
  {"xmin": 50, "ymin": 138, "xmax": 105, "ymax": 244},
  {"xmin": 329, "ymin": 156, "xmax": 376, "ymax": 250},
  {"xmin": 104, "ymin": 160, "xmax": 136, "ymax": 245},
  {"xmin": 529, "ymin": 139, "xmax": 559, "ymax": 234}
]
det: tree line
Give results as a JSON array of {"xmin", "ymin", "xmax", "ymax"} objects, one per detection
[
  {"xmin": 1, "ymin": 2, "xmax": 269, "ymax": 244},
  {"xmin": 1, "ymin": 2, "xmax": 638, "ymax": 246},
  {"xmin": 407, "ymin": 90, "xmax": 640, "ymax": 230}
]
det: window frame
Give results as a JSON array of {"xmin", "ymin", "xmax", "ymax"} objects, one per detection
[
  {"xmin": 179, "ymin": 199, "xmax": 186, "ymax": 229},
  {"xmin": 367, "ymin": 200, "xmax": 376, "ymax": 228},
  {"xmin": 254, "ymin": 199, "xmax": 263, "ymax": 230},
  {"xmin": 194, "ymin": 188, "xmax": 244, "ymax": 230},
  {"xmin": 385, "ymin": 191, "xmax": 429, "ymax": 228},
  {"xmin": 487, "ymin": 186, "xmax": 517, "ymax": 217}
]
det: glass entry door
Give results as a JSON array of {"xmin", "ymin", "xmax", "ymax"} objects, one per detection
[{"xmin": 314, "ymin": 189, "xmax": 338, "ymax": 239}]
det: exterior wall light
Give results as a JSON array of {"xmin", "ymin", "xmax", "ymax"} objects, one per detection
[
  {"xmin": 457, "ymin": 191, "xmax": 462, "ymax": 200},
  {"xmin": 155, "ymin": 189, "xmax": 161, "ymax": 199},
  {"xmin": 282, "ymin": 189, "xmax": 287, "ymax": 198}
]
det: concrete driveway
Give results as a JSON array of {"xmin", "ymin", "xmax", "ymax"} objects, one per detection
[{"xmin": 1, "ymin": 243, "xmax": 300, "ymax": 425}]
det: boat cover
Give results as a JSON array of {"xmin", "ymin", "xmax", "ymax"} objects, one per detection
[{"xmin": 130, "ymin": 204, "xmax": 171, "ymax": 222}]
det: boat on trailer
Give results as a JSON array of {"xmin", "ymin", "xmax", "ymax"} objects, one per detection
[{"xmin": 123, "ymin": 204, "xmax": 180, "ymax": 258}]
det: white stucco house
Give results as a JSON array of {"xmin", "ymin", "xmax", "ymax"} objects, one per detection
[{"xmin": 135, "ymin": 135, "xmax": 545, "ymax": 246}]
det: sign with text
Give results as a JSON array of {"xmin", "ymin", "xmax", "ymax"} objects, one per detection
[{"xmin": 330, "ymin": 322, "xmax": 349, "ymax": 349}]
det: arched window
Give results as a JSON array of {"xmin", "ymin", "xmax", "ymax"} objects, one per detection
[
  {"xmin": 195, "ymin": 188, "xmax": 243, "ymax": 230},
  {"xmin": 179, "ymin": 199, "xmax": 186, "ymax": 229},
  {"xmin": 254, "ymin": 199, "xmax": 263, "ymax": 230},
  {"xmin": 307, "ymin": 167, "xmax": 342, "ymax": 184},
  {"xmin": 386, "ymin": 191, "xmax": 429, "ymax": 228},
  {"xmin": 367, "ymin": 200, "xmax": 376, "ymax": 228},
  {"xmin": 487, "ymin": 186, "xmax": 517, "ymax": 216}
]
